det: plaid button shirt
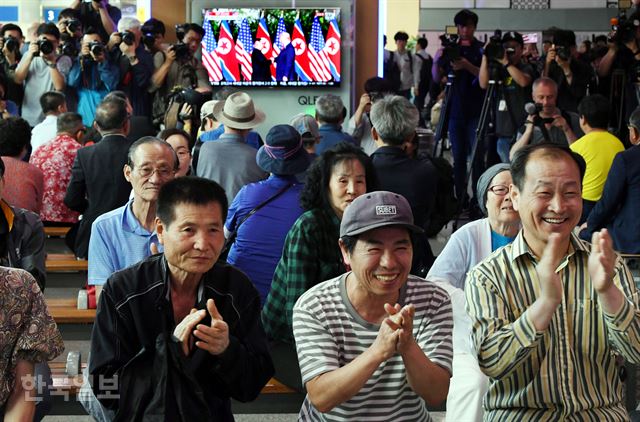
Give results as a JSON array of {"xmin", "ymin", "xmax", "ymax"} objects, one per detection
[{"xmin": 262, "ymin": 208, "xmax": 345, "ymax": 343}]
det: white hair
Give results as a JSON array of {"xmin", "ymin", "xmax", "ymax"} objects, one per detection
[{"xmin": 117, "ymin": 17, "xmax": 141, "ymax": 32}]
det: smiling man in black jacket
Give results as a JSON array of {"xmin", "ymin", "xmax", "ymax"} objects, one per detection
[{"xmin": 88, "ymin": 177, "xmax": 274, "ymax": 420}]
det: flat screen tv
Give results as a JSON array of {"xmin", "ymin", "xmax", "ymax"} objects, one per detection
[{"xmin": 201, "ymin": 7, "xmax": 341, "ymax": 87}]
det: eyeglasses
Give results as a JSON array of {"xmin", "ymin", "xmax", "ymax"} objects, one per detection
[
  {"xmin": 134, "ymin": 166, "xmax": 174, "ymax": 179},
  {"xmin": 488, "ymin": 185, "xmax": 509, "ymax": 196}
]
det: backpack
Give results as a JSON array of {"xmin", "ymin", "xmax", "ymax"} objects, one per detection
[
  {"xmin": 384, "ymin": 51, "xmax": 403, "ymax": 93},
  {"xmin": 415, "ymin": 53, "xmax": 433, "ymax": 94},
  {"xmin": 425, "ymin": 155, "xmax": 458, "ymax": 237}
]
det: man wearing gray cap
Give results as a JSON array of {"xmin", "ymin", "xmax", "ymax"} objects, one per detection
[{"xmin": 292, "ymin": 191, "xmax": 452, "ymax": 421}]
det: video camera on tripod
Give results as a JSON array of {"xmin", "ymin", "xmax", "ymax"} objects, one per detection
[{"xmin": 438, "ymin": 33, "xmax": 460, "ymax": 65}]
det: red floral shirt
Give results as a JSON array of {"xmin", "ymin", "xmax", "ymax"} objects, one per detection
[{"xmin": 29, "ymin": 134, "xmax": 82, "ymax": 223}]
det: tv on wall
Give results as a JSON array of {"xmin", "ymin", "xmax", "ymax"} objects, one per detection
[{"xmin": 201, "ymin": 7, "xmax": 341, "ymax": 87}]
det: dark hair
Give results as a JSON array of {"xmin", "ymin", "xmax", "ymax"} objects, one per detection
[
  {"xmin": 394, "ymin": 31, "xmax": 409, "ymax": 42},
  {"xmin": 1, "ymin": 23, "xmax": 23, "ymax": 39},
  {"xmin": 37, "ymin": 22, "xmax": 61, "ymax": 40},
  {"xmin": 58, "ymin": 8, "xmax": 80, "ymax": 21},
  {"xmin": 142, "ymin": 18, "xmax": 165, "ymax": 36},
  {"xmin": 157, "ymin": 177, "xmax": 228, "ymax": 226},
  {"xmin": 0, "ymin": 157, "xmax": 4, "ymax": 177},
  {"xmin": 213, "ymin": 86, "xmax": 239, "ymax": 101},
  {"xmin": 364, "ymin": 77, "xmax": 393, "ymax": 94},
  {"xmin": 181, "ymin": 23, "xmax": 205, "ymax": 40},
  {"xmin": 40, "ymin": 91, "xmax": 66, "ymax": 114},
  {"xmin": 454, "ymin": 9, "xmax": 478, "ymax": 27},
  {"xmin": 340, "ymin": 234, "xmax": 358, "ymax": 254},
  {"xmin": 82, "ymin": 28, "xmax": 102, "ymax": 41},
  {"xmin": 577, "ymin": 94, "xmax": 609, "ymax": 130},
  {"xmin": 552, "ymin": 29, "xmax": 576, "ymax": 48},
  {"xmin": 594, "ymin": 35, "xmax": 608, "ymax": 44},
  {"xmin": 94, "ymin": 97, "xmax": 128, "ymax": 131},
  {"xmin": 511, "ymin": 144, "xmax": 586, "ymax": 191},
  {"xmin": 159, "ymin": 127, "xmax": 193, "ymax": 149},
  {"xmin": 300, "ymin": 142, "xmax": 378, "ymax": 211},
  {"xmin": 127, "ymin": 136, "xmax": 179, "ymax": 171},
  {"xmin": 0, "ymin": 117, "xmax": 31, "ymax": 157},
  {"xmin": 57, "ymin": 112, "xmax": 83, "ymax": 134},
  {"xmin": 416, "ymin": 37, "xmax": 428, "ymax": 49}
]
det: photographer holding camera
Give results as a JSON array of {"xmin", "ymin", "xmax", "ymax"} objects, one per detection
[
  {"xmin": 141, "ymin": 18, "xmax": 166, "ymax": 55},
  {"xmin": 509, "ymin": 77, "xmax": 582, "ymax": 159},
  {"xmin": 150, "ymin": 23, "xmax": 211, "ymax": 128},
  {"xmin": 598, "ymin": 11, "xmax": 640, "ymax": 138},
  {"xmin": 543, "ymin": 29, "xmax": 594, "ymax": 113},
  {"xmin": 105, "ymin": 17, "xmax": 154, "ymax": 118},
  {"xmin": 432, "ymin": 9, "xmax": 484, "ymax": 206},
  {"xmin": 14, "ymin": 23, "xmax": 72, "ymax": 127},
  {"xmin": 0, "ymin": 24, "xmax": 25, "ymax": 108},
  {"xmin": 67, "ymin": 29, "xmax": 118, "ymax": 126},
  {"xmin": 69, "ymin": 0, "xmax": 120, "ymax": 45},
  {"xmin": 479, "ymin": 31, "xmax": 535, "ymax": 163}
]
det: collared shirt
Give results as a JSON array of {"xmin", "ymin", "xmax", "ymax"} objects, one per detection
[
  {"xmin": 30, "ymin": 115, "xmax": 58, "ymax": 153},
  {"xmin": 200, "ymin": 125, "xmax": 262, "ymax": 150},
  {"xmin": 0, "ymin": 267, "xmax": 63, "ymax": 407},
  {"xmin": 88, "ymin": 199, "xmax": 162, "ymax": 285},
  {"xmin": 29, "ymin": 134, "xmax": 81, "ymax": 223},
  {"xmin": 262, "ymin": 207, "xmax": 345, "ymax": 343},
  {"xmin": 195, "ymin": 133, "xmax": 268, "ymax": 204},
  {"xmin": 316, "ymin": 124, "xmax": 357, "ymax": 156},
  {"xmin": 465, "ymin": 231, "xmax": 640, "ymax": 421},
  {"xmin": 225, "ymin": 174, "xmax": 304, "ymax": 305}
]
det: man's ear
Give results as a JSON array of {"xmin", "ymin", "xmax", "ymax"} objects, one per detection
[
  {"xmin": 338, "ymin": 238, "xmax": 351, "ymax": 268},
  {"xmin": 155, "ymin": 217, "xmax": 165, "ymax": 245},
  {"xmin": 510, "ymin": 183, "xmax": 520, "ymax": 212},
  {"xmin": 371, "ymin": 126, "xmax": 382, "ymax": 146},
  {"xmin": 123, "ymin": 164, "xmax": 132, "ymax": 183}
]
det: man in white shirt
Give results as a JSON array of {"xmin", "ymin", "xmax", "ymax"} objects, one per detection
[
  {"xmin": 393, "ymin": 31, "xmax": 414, "ymax": 99},
  {"xmin": 31, "ymin": 91, "xmax": 67, "ymax": 152}
]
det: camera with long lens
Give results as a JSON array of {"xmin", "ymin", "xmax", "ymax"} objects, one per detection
[
  {"xmin": 88, "ymin": 41, "xmax": 104, "ymax": 58},
  {"xmin": 119, "ymin": 31, "xmax": 135, "ymax": 46},
  {"xmin": 175, "ymin": 24, "xmax": 188, "ymax": 42},
  {"xmin": 66, "ymin": 19, "xmax": 81, "ymax": 34},
  {"xmin": 170, "ymin": 42, "xmax": 190, "ymax": 60},
  {"xmin": 438, "ymin": 33, "xmax": 460, "ymax": 66},
  {"xmin": 36, "ymin": 39, "xmax": 55, "ymax": 56},
  {"xmin": 3, "ymin": 36, "xmax": 18, "ymax": 53},
  {"xmin": 554, "ymin": 44, "xmax": 571, "ymax": 61},
  {"xmin": 485, "ymin": 30, "xmax": 505, "ymax": 63}
]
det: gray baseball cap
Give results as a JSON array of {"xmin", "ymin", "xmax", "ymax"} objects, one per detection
[{"xmin": 340, "ymin": 191, "xmax": 423, "ymax": 238}]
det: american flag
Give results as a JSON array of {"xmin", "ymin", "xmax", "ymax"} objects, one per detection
[
  {"xmin": 235, "ymin": 18, "xmax": 253, "ymax": 81},
  {"xmin": 309, "ymin": 16, "xmax": 332, "ymax": 81},
  {"xmin": 273, "ymin": 17, "xmax": 286, "ymax": 55},
  {"xmin": 201, "ymin": 19, "xmax": 223, "ymax": 82}
]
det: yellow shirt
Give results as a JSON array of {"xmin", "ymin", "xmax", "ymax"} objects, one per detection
[
  {"xmin": 466, "ymin": 232, "xmax": 640, "ymax": 421},
  {"xmin": 570, "ymin": 131, "xmax": 625, "ymax": 201}
]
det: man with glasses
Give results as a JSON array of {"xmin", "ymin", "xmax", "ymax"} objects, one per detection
[
  {"xmin": 88, "ymin": 137, "xmax": 177, "ymax": 302},
  {"xmin": 65, "ymin": 96, "xmax": 133, "ymax": 258}
]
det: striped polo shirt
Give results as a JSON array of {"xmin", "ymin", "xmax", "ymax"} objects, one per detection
[
  {"xmin": 293, "ymin": 273, "xmax": 453, "ymax": 421},
  {"xmin": 465, "ymin": 231, "xmax": 640, "ymax": 421}
]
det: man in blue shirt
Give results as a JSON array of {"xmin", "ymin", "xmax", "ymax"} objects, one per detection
[
  {"xmin": 88, "ymin": 136, "xmax": 177, "ymax": 299},
  {"xmin": 315, "ymin": 94, "xmax": 356, "ymax": 155}
]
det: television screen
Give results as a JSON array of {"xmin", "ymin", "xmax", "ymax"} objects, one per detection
[{"xmin": 201, "ymin": 8, "xmax": 341, "ymax": 87}]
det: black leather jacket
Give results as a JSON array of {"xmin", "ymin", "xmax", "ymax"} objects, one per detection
[{"xmin": 89, "ymin": 254, "xmax": 274, "ymax": 421}]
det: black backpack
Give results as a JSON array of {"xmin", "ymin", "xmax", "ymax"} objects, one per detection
[
  {"xmin": 425, "ymin": 155, "xmax": 458, "ymax": 237},
  {"xmin": 415, "ymin": 53, "xmax": 433, "ymax": 93},
  {"xmin": 384, "ymin": 51, "xmax": 403, "ymax": 93}
]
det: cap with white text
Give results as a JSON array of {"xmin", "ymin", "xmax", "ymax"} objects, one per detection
[{"xmin": 339, "ymin": 191, "xmax": 423, "ymax": 238}]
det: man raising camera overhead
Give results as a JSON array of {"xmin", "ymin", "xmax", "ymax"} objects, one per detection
[
  {"xmin": 67, "ymin": 29, "xmax": 119, "ymax": 126},
  {"xmin": 543, "ymin": 29, "xmax": 594, "ymax": 114},
  {"xmin": 150, "ymin": 23, "xmax": 212, "ymax": 128},
  {"xmin": 14, "ymin": 23, "xmax": 72, "ymax": 127},
  {"xmin": 479, "ymin": 31, "xmax": 535, "ymax": 163},
  {"xmin": 69, "ymin": 0, "xmax": 120, "ymax": 45}
]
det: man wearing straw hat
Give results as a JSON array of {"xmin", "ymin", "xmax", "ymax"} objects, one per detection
[{"xmin": 196, "ymin": 91, "xmax": 267, "ymax": 203}]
